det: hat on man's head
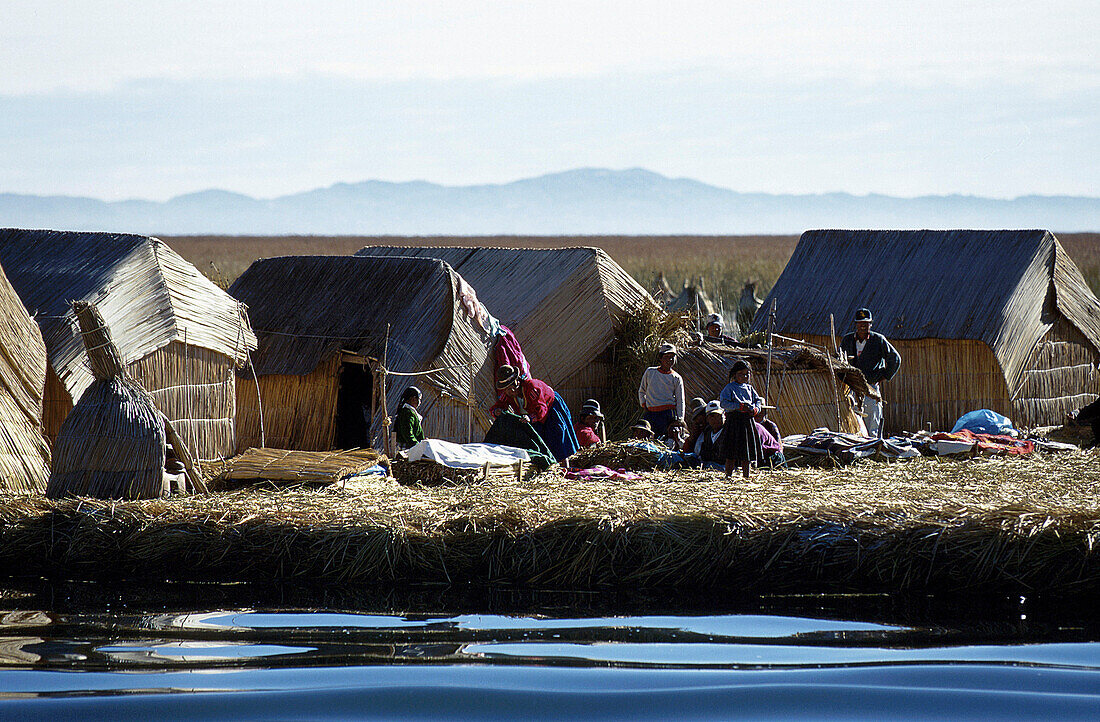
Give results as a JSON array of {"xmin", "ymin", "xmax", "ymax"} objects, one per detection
[
  {"xmin": 688, "ymin": 396, "xmax": 706, "ymax": 413},
  {"xmin": 705, "ymin": 313, "xmax": 723, "ymax": 329},
  {"xmin": 657, "ymin": 342, "xmax": 677, "ymax": 357},
  {"xmin": 730, "ymin": 359, "xmax": 751, "ymax": 374},
  {"xmin": 705, "ymin": 400, "xmax": 724, "ymax": 416},
  {"xmin": 630, "ymin": 419, "xmax": 653, "ymax": 435},
  {"xmin": 496, "ymin": 364, "xmax": 520, "ymax": 389},
  {"xmin": 580, "ymin": 399, "xmax": 604, "ymax": 419},
  {"xmin": 854, "ymin": 308, "xmax": 873, "ymax": 322}
]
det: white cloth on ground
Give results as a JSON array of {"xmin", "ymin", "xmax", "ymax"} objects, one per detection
[{"xmin": 406, "ymin": 439, "xmax": 530, "ymax": 469}]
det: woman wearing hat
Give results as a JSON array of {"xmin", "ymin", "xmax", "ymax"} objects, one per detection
[
  {"xmin": 394, "ymin": 386, "xmax": 425, "ymax": 451},
  {"xmin": 637, "ymin": 342, "xmax": 686, "ymax": 439},
  {"xmin": 574, "ymin": 399, "xmax": 604, "ymax": 449},
  {"xmin": 489, "ymin": 365, "xmax": 580, "ymax": 462},
  {"xmin": 719, "ymin": 360, "xmax": 766, "ymax": 479}
]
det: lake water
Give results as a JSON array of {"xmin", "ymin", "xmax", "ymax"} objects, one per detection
[{"xmin": 0, "ymin": 581, "xmax": 1097, "ymax": 719}]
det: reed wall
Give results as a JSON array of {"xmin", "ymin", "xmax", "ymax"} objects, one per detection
[
  {"xmin": 236, "ymin": 355, "xmax": 340, "ymax": 451},
  {"xmin": 800, "ymin": 335, "xmax": 1009, "ymax": 433},
  {"xmin": 1012, "ymin": 318, "xmax": 1100, "ymax": 428},
  {"xmin": 677, "ymin": 349, "xmax": 861, "ymax": 435}
]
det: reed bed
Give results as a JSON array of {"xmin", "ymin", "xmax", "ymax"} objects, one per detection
[
  {"xmin": 570, "ymin": 441, "xmax": 662, "ymax": 471},
  {"xmin": 4, "ymin": 452, "xmax": 1099, "ymax": 594},
  {"xmin": 206, "ymin": 447, "xmax": 381, "ymax": 489}
]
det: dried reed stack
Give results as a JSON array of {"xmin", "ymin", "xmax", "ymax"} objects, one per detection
[
  {"xmin": 569, "ymin": 441, "xmax": 662, "ymax": 471},
  {"xmin": 209, "ymin": 447, "xmax": 381, "ymax": 488},
  {"xmin": 46, "ymin": 302, "xmax": 167, "ymax": 500},
  {"xmin": 605, "ymin": 303, "xmax": 689, "ymax": 437}
]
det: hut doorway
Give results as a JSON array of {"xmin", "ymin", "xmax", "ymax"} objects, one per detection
[{"xmin": 335, "ymin": 360, "xmax": 374, "ymax": 449}]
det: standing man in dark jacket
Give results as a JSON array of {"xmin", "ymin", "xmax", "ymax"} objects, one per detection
[{"xmin": 840, "ymin": 308, "xmax": 901, "ymax": 437}]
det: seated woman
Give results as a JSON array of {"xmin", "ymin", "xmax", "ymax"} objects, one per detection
[
  {"xmin": 754, "ymin": 411, "xmax": 784, "ymax": 467},
  {"xmin": 490, "ymin": 365, "xmax": 580, "ymax": 462},
  {"xmin": 628, "ymin": 419, "xmax": 654, "ymax": 441},
  {"xmin": 394, "ymin": 386, "xmax": 425, "ymax": 451},
  {"xmin": 693, "ymin": 400, "xmax": 727, "ymax": 470},
  {"xmin": 574, "ymin": 399, "xmax": 604, "ymax": 449}
]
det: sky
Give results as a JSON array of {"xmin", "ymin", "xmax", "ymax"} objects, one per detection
[{"xmin": 1, "ymin": 0, "xmax": 1097, "ymax": 200}]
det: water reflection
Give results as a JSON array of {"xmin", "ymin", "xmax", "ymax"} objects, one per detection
[{"xmin": 0, "ymin": 580, "xmax": 1094, "ymax": 718}]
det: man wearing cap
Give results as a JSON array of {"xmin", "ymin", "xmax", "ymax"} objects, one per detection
[
  {"xmin": 840, "ymin": 308, "xmax": 901, "ymax": 437},
  {"xmin": 637, "ymin": 343, "xmax": 686, "ymax": 439},
  {"xmin": 703, "ymin": 313, "xmax": 739, "ymax": 346}
]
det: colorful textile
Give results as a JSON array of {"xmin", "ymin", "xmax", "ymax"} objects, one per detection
[
  {"xmin": 532, "ymin": 392, "xmax": 580, "ymax": 462},
  {"xmin": 483, "ymin": 411, "xmax": 555, "ymax": 470},
  {"xmin": 755, "ymin": 421, "xmax": 782, "ymax": 456},
  {"xmin": 951, "ymin": 409, "xmax": 1016, "ymax": 436},
  {"xmin": 953, "ymin": 429, "xmax": 1034, "ymax": 456},
  {"xmin": 574, "ymin": 423, "xmax": 601, "ymax": 448},
  {"xmin": 494, "ymin": 326, "xmax": 530, "ymax": 379}
]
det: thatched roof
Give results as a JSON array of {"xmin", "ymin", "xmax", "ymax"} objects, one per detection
[
  {"xmin": 354, "ymin": 246, "xmax": 656, "ymax": 387},
  {"xmin": 0, "ymin": 229, "xmax": 257, "ymax": 404},
  {"xmin": 47, "ymin": 302, "xmax": 167, "ymax": 500},
  {"xmin": 0, "ymin": 262, "xmax": 50, "ymax": 493},
  {"xmin": 750, "ymin": 230, "xmax": 1100, "ymax": 386},
  {"xmin": 229, "ymin": 255, "xmax": 494, "ymax": 403}
]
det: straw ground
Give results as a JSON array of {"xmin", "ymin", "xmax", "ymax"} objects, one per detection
[{"xmin": 2, "ymin": 452, "xmax": 1098, "ymax": 594}]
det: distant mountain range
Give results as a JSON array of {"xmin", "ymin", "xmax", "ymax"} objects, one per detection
[{"xmin": 1, "ymin": 168, "xmax": 1097, "ymax": 235}]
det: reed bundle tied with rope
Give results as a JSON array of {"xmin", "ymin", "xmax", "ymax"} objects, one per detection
[
  {"xmin": 207, "ymin": 447, "xmax": 382, "ymax": 489},
  {"xmin": 569, "ymin": 441, "xmax": 662, "ymax": 471},
  {"xmin": 4, "ymin": 451, "xmax": 1100, "ymax": 593}
]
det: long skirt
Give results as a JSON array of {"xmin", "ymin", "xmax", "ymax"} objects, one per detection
[
  {"xmin": 722, "ymin": 411, "xmax": 762, "ymax": 465},
  {"xmin": 532, "ymin": 392, "xmax": 580, "ymax": 462}
]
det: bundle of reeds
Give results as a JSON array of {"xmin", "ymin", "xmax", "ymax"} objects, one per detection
[
  {"xmin": 207, "ymin": 447, "xmax": 382, "ymax": 489},
  {"xmin": 569, "ymin": 441, "xmax": 662, "ymax": 471},
  {"xmin": 3, "ymin": 451, "xmax": 1100, "ymax": 593},
  {"xmin": 605, "ymin": 303, "xmax": 689, "ymax": 437},
  {"xmin": 46, "ymin": 302, "xmax": 169, "ymax": 500}
]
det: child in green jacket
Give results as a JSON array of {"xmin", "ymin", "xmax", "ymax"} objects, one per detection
[{"xmin": 395, "ymin": 386, "xmax": 425, "ymax": 450}]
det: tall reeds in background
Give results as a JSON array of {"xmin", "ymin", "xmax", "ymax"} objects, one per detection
[{"xmin": 166, "ymin": 233, "xmax": 1100, "ymax": 311}]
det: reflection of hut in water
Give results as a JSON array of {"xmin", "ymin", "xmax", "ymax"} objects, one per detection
[
  {"xmin": 47, "ymin": 302, "xmax": 200, "ymax": 500},
  {"xmin": 678, "ymin": 344, "xmax": 866, "ymax": 435},
  {"xmin": 0, "ymin": 261, "xmax": 50, "ymax": 493},
  {"xmin": 229, "ymin": 255, "xmax": 495, "ymax": 450},
  {"xmin": 354, "ymin": 246, "xmax": 657, "ymax": 414},
  {"xmin": 0, "ymin": 229, "xmax": 256, "ymax": 461},
  {"xmin": 752, "ymin": 229, "xmax": 1100, "ymax": 431}
]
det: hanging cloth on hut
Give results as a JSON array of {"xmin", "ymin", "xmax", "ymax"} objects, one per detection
[{"xmin": 494, "ymin": 326, "xmax": 531, "ymax": 379}]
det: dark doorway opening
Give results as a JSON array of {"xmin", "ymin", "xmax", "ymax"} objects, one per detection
[{"xmin": 335, "ymin": 361, "xmax": 373, "ymax": 449}]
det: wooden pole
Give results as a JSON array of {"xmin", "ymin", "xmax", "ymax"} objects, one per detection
[
  {"xmin": 764, "ymin": 298, "xmax": 777, "ymax": 401},
  {"xmin": 467, "ymin": 360, "xmax": 473, "ymax": 444},
  {"xmin": 827, "ymin": 314, "xmax": 842, "ymax": 431},
  {"xmin": 381, "ymin": 324, "xmax": 392, "ymax": 458}
]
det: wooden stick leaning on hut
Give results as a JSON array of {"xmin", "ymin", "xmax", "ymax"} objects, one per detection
[
  {"xmin": 827, "ymin": 314, "xmax": 842, "ymax": 431},
  {"xmin": 764, "ymin": 299, "xmax": 776, "ymax": 400}
]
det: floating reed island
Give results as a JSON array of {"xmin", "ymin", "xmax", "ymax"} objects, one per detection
[{"xmin": 1, "ymin": 452, "xmax": 1098, "ymax": 595}]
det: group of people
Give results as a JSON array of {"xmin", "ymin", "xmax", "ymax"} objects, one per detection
[
  {"xmin": 394, "ymin": 306, "xmax": 904, "ymax": 474},
  {"xmin": 636, "ymin": 343, "xmax": 781, "ymax": 477}
]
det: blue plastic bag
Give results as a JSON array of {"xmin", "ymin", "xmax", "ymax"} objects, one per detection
[{"xmin": 951, "ymin": 409, "xmax": 1015, "ymax": 435}]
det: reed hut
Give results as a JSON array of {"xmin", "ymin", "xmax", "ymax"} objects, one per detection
[
  {"xmin": 47, "ymin": 302, "xmax": 199, "ymax": 499},
  {"xmin": 0, "ymin": 263, "xmax": 50, "ymax": 493},
  {"xmin": 229, "ymin": 255, "xmax": 495, "ymax": 450},
  {"xmin": 751, "ymin": 230, "xmax": 1100, "ymax": 431},
  {"xmin": 354, "ymin": 246, "xmax": 657, "ymax": 413},
  {"xmin": 0, "ymin": 229, "xmax": 256, "ymax": 461}
]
